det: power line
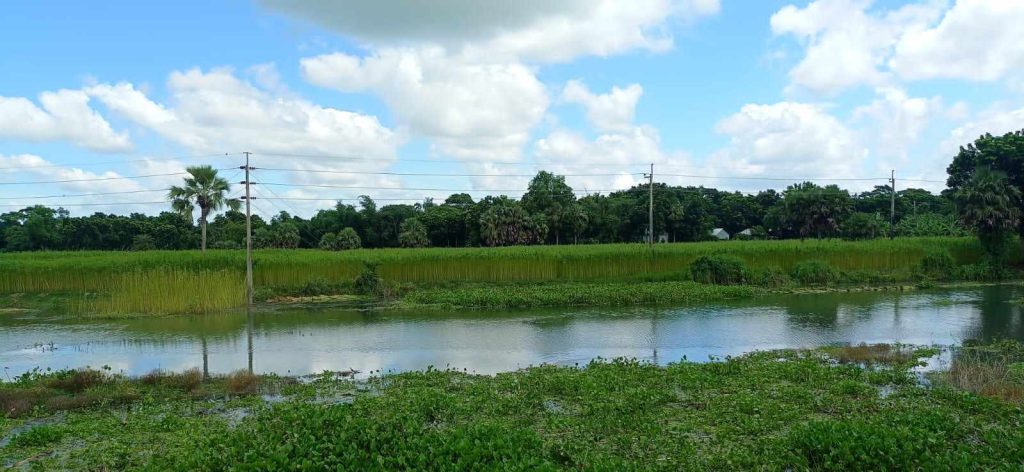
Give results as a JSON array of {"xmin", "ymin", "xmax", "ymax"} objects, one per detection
[
  {"xmin": 255, "ymin": 167, "xmax": 637, "ymax": 178},
  {"xmin": 257, "ymin": 182, "xmax": 625, "ymax": 193},
  {"xmin": 0, "ymin": 169, "xmax": 234, "ymax": 186},
  {"xmin": 0, "ymin": 201, "xmax": 167, "ymax": 207},
  {"xmin": 252, "ymin": 151, "xmax": 652, "ymax": 168},
  {"xmin": 658, "ymin": 173, "xmax": 888, "ymax": 182},
  {"xmin": 0, "ymin": 188, "xmax": 168, "ymax": 200},
  {"xmin": 0, "ymin": 153, "xmax": 242, "ymax": 171}
]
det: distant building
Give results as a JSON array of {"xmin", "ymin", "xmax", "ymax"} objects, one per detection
[
  {"xmin": 738, "ymin": 229, "xmax": 753, "ymax": 237},
  {"xmin": 709, "ymin": 228, "xmax": 730, "ymax": 240}
]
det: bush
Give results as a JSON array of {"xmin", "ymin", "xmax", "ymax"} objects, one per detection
[
  {"xmin": 337, "ymin": 227, "xmax": 361, "ymax": 250},
  {"xmin": 915, "ymin": 249, "xmax": 955, "ymax": 280},
  {"xmin": 754, "ymin": 266, "xmax": 791, "ymax": 288},
  {"xmin": 298, "ymin": 278, "xmax": 332, "ymax": 297},
  {"xmin": 690, "ymin": 255, "xmax": 749, "ymax": 285},
  {"xmin": 46, "ymin": 369, "xmax": 107, "ymax": 393},
  {"xmin": 318, "ymin": 232, "xmax": 339, "ymax": 250},
  {"xmin": 354, "ymin": 262, "xmax": 383, "ymax": 297},
  {"xmin": 791, "ymin": 260, "xmax": 840, "ymax": 286},
  {"xmin": 225, "ymin": 370, "xmax": 259, "ymax": 395}
]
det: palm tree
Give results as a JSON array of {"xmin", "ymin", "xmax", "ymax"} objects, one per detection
[
  {"xmin": 955, "ymin": 166, "xmax": 1022, "ymax": 264},
  {"xmin": 169, "ymin": 166, "xmax": 239, "ymax": 251}
]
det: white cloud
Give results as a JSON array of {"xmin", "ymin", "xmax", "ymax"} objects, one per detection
[
  {"xmin": 531, "ymin": 125, "xmax": 688, "ymax": 194},
  {"xmin": 86, "ymin": 67, "xmax": 401, "ymax": 163},
  {"xmin": 712, "ymin": 102, "xmax": 870, "ymax": 184},
  {"xmin": 771, "ymin": 0, "xmax": 945, "ymax": 94},
  {"xmin": 263, "ymin": 0, "xmax": 718, "ymax": 63},
  {"xmin": 0, "ymin": 154, "xmax": 182, "ymax": 215},
  {"xmin": 302, "ymin": 48, "xmax": 548, "ymax": 161},
  {"xmin": 562, "ymin": 80, "xmax": 644, "ymax": 132},
  {"xmin": 852, "ymin": 87, "xmax": 943, "ymax": 160},
  {"xmin": 943, "ymin": 104, "xmax": 1024, "ymax": 155},
  {"xmin": 890, "ymin": 0, "xmax": 1024, "ymax": 82},
  {"xmin": 0, "ymin": 90, "xmax": 132, "ymax": 152}
]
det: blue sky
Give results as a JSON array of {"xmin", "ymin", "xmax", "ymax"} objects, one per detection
[{"xmin": 2, "ymin": 0, "xmax": 1023, "ymax": 217}]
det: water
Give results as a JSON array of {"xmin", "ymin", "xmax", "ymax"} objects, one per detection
[{"xmin": 1, "ymin": 285, "xmax": 1022, "ymax": 379}]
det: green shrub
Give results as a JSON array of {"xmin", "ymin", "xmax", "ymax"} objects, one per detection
[
  {"xmin": 916, "ymin": 249, "xmax": 955, "ymax": 280},
  {"xmin": 298, "ymin": 278, "xmax": 333, "ymax": 296},
  {"xmin": 791, "ymin": 260, "xmax": 840, "ymax": 286},
  {"xmin": 690, "ymin": 255, "xmax": 749, "ymax": 285},
  {"xmin": 354, "ymin": 262, "xmax": 383, "ymax": 297},
  {"xmin": 754, "ymin": 266, "xmax": 791, "ymax": 288}
]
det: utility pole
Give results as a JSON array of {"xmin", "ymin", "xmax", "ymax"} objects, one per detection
[
  {"xmin": 644, "ymin": 163, "xmax": 654, "ymax": 246},
  {"xmin": 889, "ymin": 169, "xmax": 896, "ymax": 239},
  {"xmin": 242, "ymin": 152, "xmax": 254, "ymax": 306}
]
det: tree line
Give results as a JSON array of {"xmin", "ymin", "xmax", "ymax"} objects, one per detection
[{"xmin": 2, "ymin": 130, "xmax": 1021, "ymax": 257}]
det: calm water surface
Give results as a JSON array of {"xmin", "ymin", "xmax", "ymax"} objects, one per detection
[{"xmin": 1, "ymin": 285, "xmax": 1022, "ymax": 378}]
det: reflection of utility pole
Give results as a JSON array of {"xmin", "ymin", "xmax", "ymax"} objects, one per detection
[
  {"xmin": 246, "ymin": 306, "xmax": 254, "ymax": 374},
  {"xmin": 201, "ymin": 336, "xmax": 209, "ymax": 379}
]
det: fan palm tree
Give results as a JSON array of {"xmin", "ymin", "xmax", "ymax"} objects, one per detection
[
  {"xmin": 169, "ymin": 166, "xmax": 240, "ymax": 251},
  {"xmin": 955, "ymin": 166, "xmax": 1022, "ymax": 264}
]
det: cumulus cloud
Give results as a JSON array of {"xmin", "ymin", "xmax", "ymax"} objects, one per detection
[
  {"xmin": 86, "ymin": 67, "xmax": 400, "ymax": 162},
  {"xmin": 712, "ymin": 102, "xmax": 870, "ymax": 186},
  {"xmin": 263, "ymin": 0, "xmax": 719, "ymax": 63},
  {"xmin": 890, "ymin": 0, "xmax": 1024, "ymax": 82},
  {"xmin": 0, "ymin": 90, "xmax": 132, "ymax": 152},
  {"xmin": 852, "ymin": 87, "xmax": 943, "ymax": 161},
  {"xmin": 0, "ymin": 153, "xmax": 186, "ymax": 215},
  {"xmin": 943, "ymin": 104, "xmax": 1024, "ymax": 156},
  {"xmin": 562, "ymin": 80, "xmax": 644, "ymax": 132},
  {"xmin": 301, "ymin": 48, "xmax": 548, "ymax": 161},
  {"xmin": 770, "ymin": 0, "xmax": 943, "ymax": 94}
]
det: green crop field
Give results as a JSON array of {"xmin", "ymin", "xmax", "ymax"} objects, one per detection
[{"xmin": 0, "ymin": 237, "xmax": 1002, "ymax": 315}]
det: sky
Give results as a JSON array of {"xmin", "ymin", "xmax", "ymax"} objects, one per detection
[{"xmin": 2, "ymin": 0, "xmax": 1023, "ymax": 218}]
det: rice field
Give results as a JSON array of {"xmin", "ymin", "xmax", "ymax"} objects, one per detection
[{"xmin": 0, "ymin": 237, "xmax": 1002, "ymax": 314}]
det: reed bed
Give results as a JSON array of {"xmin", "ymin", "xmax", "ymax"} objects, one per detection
[
  {"xmin": 70, "ymin": 269, "xmax": 245, "ymax": 315},
  {"xmin": 0, "ymin": 238, "xmax": 991, "ymax": 295}
]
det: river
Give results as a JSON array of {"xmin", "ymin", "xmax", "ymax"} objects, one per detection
[{"xmin": 1, "ymin": 284, "xmax": 1021, "ymax": 379}]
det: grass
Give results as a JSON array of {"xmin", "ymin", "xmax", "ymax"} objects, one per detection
[
  {"xmin": 824, "ymin": 343, "xmax": 938, "ymax": 365},
  {"xmin": 0, "ymin": 237, "xmax": 990, "ymax": 291},
  {"xmin": 400, "ymin": 281, "xmax": 762, "ymax": 309},
  {"xmin": 2, "ymin": 344, "xmax": 1023, "ymax": 470},
  {"xmin": 937, "ymin": 340, "xmax": 1024, "ymax": 403},
  {"xmin": 0, "ymin": 237, "xmax": 1001, "ymax": 316}
]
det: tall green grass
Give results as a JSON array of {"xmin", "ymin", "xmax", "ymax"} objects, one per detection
[
  {"xmin": 70, "ymin": 269, "xmax": 244, "ymax": 316},
  {"xmin": 0, "ymin": 238, "xmax": 994, "ymax": 295}
]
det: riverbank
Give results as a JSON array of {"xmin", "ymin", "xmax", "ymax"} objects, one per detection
[
  {"xmin": 2, "ymin": 343, "xmax": 1022, "ymax": 470},
  {"xmin": 0, "ymin": 237, "xmax": 1018, "ymax": 316}
]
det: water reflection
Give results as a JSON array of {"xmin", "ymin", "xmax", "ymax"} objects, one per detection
[{"xmin": 1, "ymin": 285, "xmax": 1021, "ymax": 378}]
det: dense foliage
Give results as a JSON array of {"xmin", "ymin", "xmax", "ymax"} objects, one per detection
[
  {"xmin": 2, "ymin": 346, "xmax": 1022, "ymax": 470},
  {"xmin": 0, "ymin": 180, "xmax": 959, "ymax": 252}
]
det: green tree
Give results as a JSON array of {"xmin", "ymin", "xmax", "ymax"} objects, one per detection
[
  {"xmin": 480, "ymin": 203, "xmax": 546, "ymax": 246},
  {"xmin": 842, "ymin": 212, "xmax": 886, "ymax": 240},
  {"xmin": 947, "ymin": 130, "xmax": 1024, "ymax": 236},
  {"xmin": 168, "ymin": 166, "xmax": 239, "ymax": 251},
  {"xmin": 338, "ymin": 227, "xmax": 362, "ymax": 250},
  {"xmin": 521, "ymin": 171, "xmax": 575, "ymax": 244},
  {"xmin": 954, "ymin": 167, "xmax": 1022, "ymax": 265},
  {"xmin": 399, "ymin": 218, "xmax": 429, "ymax": 248}
]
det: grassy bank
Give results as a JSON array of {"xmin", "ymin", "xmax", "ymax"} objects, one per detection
[
  {"xmin": 399, "ymin": 281, "xmax": 763, "ymax": 309},
  {"xmin": 2, "ymin": 344, "xmax": 1023, "ymax": 470},
  {"xmin": 0, "ymin": 237, "xmax": 1014, "ymax": 315}
]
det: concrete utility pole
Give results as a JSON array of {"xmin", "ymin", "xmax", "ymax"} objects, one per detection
[
  {"xmin": 644, "ymin": 163, "xmax": 654, "ymax": 246},
  {"xmin": 889, "ymin": 169, "xmax": 896, "ymax": 239},
  {"xmin": 242, "ymin": 152, "xmax": 254, "ymax": 306}
]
